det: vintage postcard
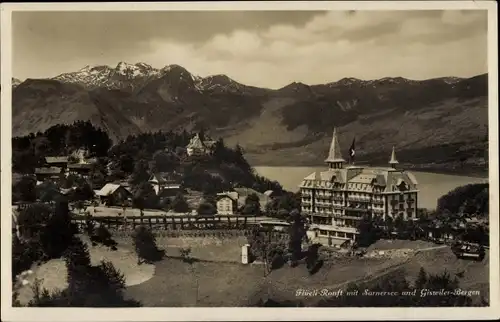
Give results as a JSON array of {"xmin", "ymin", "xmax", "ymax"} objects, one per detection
[{"xmin": 1, "ymin": 1, "xmax": 498, "ymax": 321}]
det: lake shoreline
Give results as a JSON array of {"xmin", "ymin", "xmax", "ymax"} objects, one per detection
[{"xmin": 250, "ymin": 164, "xmax": 488, "ymax": 179}]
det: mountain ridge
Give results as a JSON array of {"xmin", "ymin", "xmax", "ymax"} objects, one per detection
[{"xmin": 12, "ymin": 63, "xmax": 488, "ymax": 169}]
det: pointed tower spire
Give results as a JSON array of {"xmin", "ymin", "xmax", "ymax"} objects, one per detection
[
  {"xmin": 325, "ymin": 128, "xmax": 346, "ymax": 169},
  {"xmin": 389, "ymin": 146, "xmax": 399, "ymax": 169}
]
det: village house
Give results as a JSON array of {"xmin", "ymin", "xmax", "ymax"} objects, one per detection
[
  {"xmin": 95, "ymin": 183, "xmax": 132, "ymax": 206},
  {"xmin": 34, "ymin": 167, "xmax": 65, "ymax": 182},
  {"xmin": 216, "ymin": 187, "xmax": 271, "ymax": 215},
  {"xmin": 67, "ymin": 163, "xmax": 94, "ymax": 178},
  {"xmin": 148, "ymin": 172, "xmax": 183, "ymax": 197},
  {"xmin": 186, "ymin": 133, "xmax": 217, "ymax": 157},
  {"xmin": 299, "ymin": 128, "xmax": 419, "ymax": 247}
]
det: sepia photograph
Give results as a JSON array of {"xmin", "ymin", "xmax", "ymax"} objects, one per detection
[{"xmin": 1, "ymin": 1, "xmax": 498, "ymax": 321}]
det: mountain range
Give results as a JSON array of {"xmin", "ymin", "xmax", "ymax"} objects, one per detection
[{"xmin": 11, "ymin": 62, "xmax": 488, "ymax": 172}]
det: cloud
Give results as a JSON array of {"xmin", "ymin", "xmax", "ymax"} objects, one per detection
[{"xmin": 13, "ymin": 10, "xmax": 488, "ymax": 89}]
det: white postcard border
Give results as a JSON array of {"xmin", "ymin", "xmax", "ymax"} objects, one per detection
[{"xmin": 1, "ymin": 1, "xmax": 498, "ymax": 321}]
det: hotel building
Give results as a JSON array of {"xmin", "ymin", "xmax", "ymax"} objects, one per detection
[{"xmin": 299, "ymin": 129, "xmax": 419, "ymax": 247}]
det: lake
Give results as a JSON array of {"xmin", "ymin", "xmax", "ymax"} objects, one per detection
[{"xmin": 254, "ymin": 166, "xmax": 488, "ymax": 210}]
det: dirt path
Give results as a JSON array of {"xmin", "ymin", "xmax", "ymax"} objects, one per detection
[{"xmin": 320, "ymin": 244, "xmax": 450, "ymax": 292}]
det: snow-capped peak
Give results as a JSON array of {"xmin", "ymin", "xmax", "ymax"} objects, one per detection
[{"xmin": 50, "ymin": 61, "xmax": 242, "ymax": 93}]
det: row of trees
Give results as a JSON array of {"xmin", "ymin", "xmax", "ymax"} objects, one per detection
[
  {"xmin": 12, "ymin": 121, "xmax": 112, "ymax": 174},
  {"xmin": 13, "ymin": 175, "xmax": 94, "ymax": 205}
]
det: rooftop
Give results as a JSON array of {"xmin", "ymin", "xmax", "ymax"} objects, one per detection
[
  {"xmin": 35, "ymin": 167, "xmax": 62, "ymax": 174},
  {"xmin": 96, "ymin": 183, "xmax": 130, "ymax": 196},
  {"xmin": 45, "ymin": 156, "xmax": 69, "ymax": 164}
]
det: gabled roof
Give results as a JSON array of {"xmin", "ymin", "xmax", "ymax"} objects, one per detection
[
  {"xmin": 149, "ymin": 172, "xmax": 181, "ymax": 184},
  {"xmin": 186, "ymin": 133, "xmax": 207, "ymax": 149},
  {"xmin": 96, "ymin": 183, "xmax": 130, "ymax": 196},
  {"xmin": 68, "ymin": 163, "xmax": 93, "ymax": 169},
  {"xmin": 35, "ymin": 167, "xmax": 62, "ymax": 174},
  {"xmin": 300, "ymin": 166, "xmax": 418, "ymax": 191},
  {"xmin": 217, "ymin": 191, "xmax": 239, "ymax": 201},
  {"xmin": 45, "ymin": 156, "xmax": 68, "ymax": 164}
]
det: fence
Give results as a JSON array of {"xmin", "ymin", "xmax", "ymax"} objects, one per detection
[
  {"xmin": 109, "ymin": 229, "xmax": 254, "ymax": 238},
  {"xmin": 71, "ymin": 214, "xmax": 260, "ymax": 232}
]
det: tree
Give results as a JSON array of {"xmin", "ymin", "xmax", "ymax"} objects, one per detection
[
  {"xmin": 12, "ymin": 234, "xmax": 43, "ymax": 279},
  {"xmin": 305, "ymin": 243, "xmax": 322, "ymax": 275},
  {"xmin": 266, "ymin": 192, "xmax": 301, "ymax": 218},
  {"xmin": 28, "ymin": 237, "xmax": 141, "ymax": 307},
  {"xmin": 16, "ymin": 203, "xmax": 52, "ymax": 239},
  {"xmin": 242, "ymin": 193, "xmax": 261, "ymax": 215},
  {"xmin": 36, "ymin": 181, "xmax": 61, "ymax": 204},
  {"xmin": 437, "ymin": 183, "xmax": 489, "ymax": 215},
  {"xmin": 197, "ymin": 202, "xmax": 217, "ymax": 216},
  {"xmin": 133, "ymin": 182, "xmax": 159, "ymax": 211},
  {"xmin": 132, "ymin": 225, "xmax": 164, "ymax": 264},
  {"xmin": 357, "ymin": 214, "xmax": 378, "ymax": 247},
  {"xmin": 91, "ymin": 225, "xmax": 117, "ymax": 249},
  {"xmin": 13, "ymin": 176, "xmax": 37, "ymax": 202},
  {"xmin": 248, "ymin": 228, "xmax": 271, "ymax": 276},
  {"xmin": 415, "ymin": 267, "xmax": 428, "ymax": 289},
  {"xmin": 40, "ymin": 198, "xmax": 77, "ymax": 259},
  {"xmin": 171, "ymin": 193, "xmax": 189, "ymax": 213},
  {"xmin": 287, "ymin": 209, "xmax": 307, "ymax": 266},
  {"xmin": 70, "ymin": 181, "xmax": 94, "ymax": 203},
  {"xmin": 129, "ymin": 159, "xmax": 150, "ymax": 186}
]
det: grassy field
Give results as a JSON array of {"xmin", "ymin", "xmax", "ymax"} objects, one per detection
[
  {"xmin": 16, "ymin": 234, "xmax": 489, "ymax": 307},
  {"xmin": 125, "ymin": 256, "xmax": 409, "ymax": 307},
  {"xmin": 125, "ymin": 238, "xmax": 490, "ymax": 307}
]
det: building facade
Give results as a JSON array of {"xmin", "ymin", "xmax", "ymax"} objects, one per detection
[
  {"xmin": 299, "ymin": 129, "xmax": 419, "ymax": 247},
  {"xmin": 216, "ymin": 192, "xmax": 239, "ymax": 215},
  {"xmin": 186, "ymin": 133, "xmax": 216, "ymax": 157},
  {"xmin": 148, "ymin": 172, "xmax": 183, "ymax": 197},
  {"xmin": 216, "ymin": 188, "xmax": 271, "ymax": 215}
]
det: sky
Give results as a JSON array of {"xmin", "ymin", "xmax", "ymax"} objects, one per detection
[{"xmin": 12, "ymin": 10, "xmax": 488, "ymax": 89}]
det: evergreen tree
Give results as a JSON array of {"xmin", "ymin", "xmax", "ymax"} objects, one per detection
[
  {"xmin": 288, "ymin": 209, "xmax": 307, "ymax": 265},
  {"xmin": 40, "ymin": 197, "xmax": 77, "ymax": 259},
  {"xmin": 132, "ymin": 225, "xmax": 164, "ymax": 264},
  {"xmin": 415, "ymin": 267, "xmax": 428, "ymax": 289}
]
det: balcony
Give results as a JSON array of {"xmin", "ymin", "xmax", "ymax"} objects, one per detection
[
  {"xmin": 344, "ymin": 207, "xmax": 370, "ymax": 213},
  {"xmin": 372, "ymin": 200, "xmax": 384, "ymax": 205},
  {"xmin": 347, "ymin": 197, "xmax": 371, "ymax": 203},
  {"xmin": 334, "ymin": 214, "xmax": 363, "ymax": 220}
]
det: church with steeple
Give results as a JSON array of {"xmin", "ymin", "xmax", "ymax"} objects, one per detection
[{"xmin": 299, "ymin": 128, "xmax": 419, "ymax": 247}]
